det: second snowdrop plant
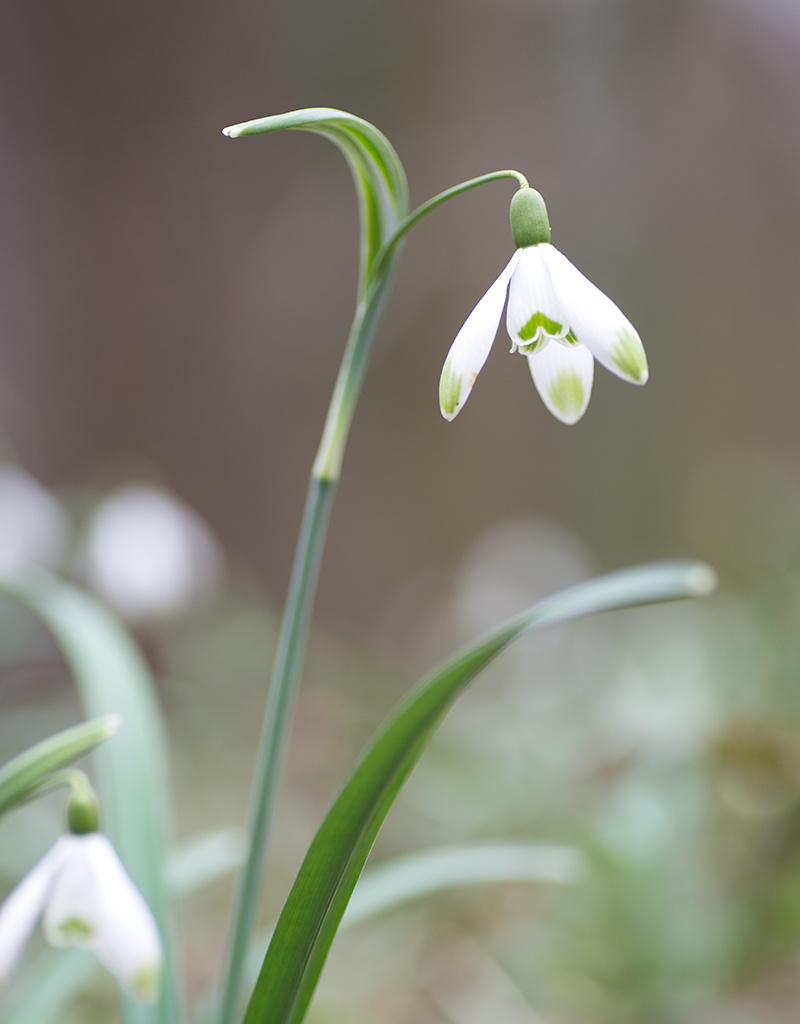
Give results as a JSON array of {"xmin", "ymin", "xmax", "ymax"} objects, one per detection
[
  {"xmin": 440, "ymin": 185, "xmax": 649, "ymax": 424},
  {"xmin": 0, "ymin": 777, "xmax": 162, "ymax": 1002}
]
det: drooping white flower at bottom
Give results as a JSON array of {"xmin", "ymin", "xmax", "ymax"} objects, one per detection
[
  {"xmin": 439, "ymin": 187, "xmax": 648, "ymax": 425},
  {"xmin": 0, "ymin": 833, "xmax": 162, "ymax": 1001}
]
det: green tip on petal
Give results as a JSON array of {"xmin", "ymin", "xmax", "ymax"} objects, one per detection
[
  {"xmin": 548, "ymin": 370, "xmax": 587, "ymax": 425},
  {"xmin": 612, "ymin": 328, "xmax": 649, "ymax": 384},
  {"xmin": 439, "ymin": 359, "xmax": 463, "ymax": 420},
  {"xmin": 510, "ymin": 187, "xmax": 551, "ymax": 249},
  {"xmin": 132, "ymin": 963, "xmax": 162, "ymax": 1003}
]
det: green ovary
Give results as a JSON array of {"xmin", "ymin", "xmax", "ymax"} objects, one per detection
[
  {"xmin": 518, "ymin": 311, "xmax": 563, "ymax": 342},
  {"xmin": 549, "ymin": 370, "xmax": 585, "ymax": 419},
  {"xmin": 612, "ymin": 329, "xmax": 648, "ymax": 382}
]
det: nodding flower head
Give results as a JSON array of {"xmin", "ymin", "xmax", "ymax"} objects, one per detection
[
  {"xmin": 0, "ymin": 831, "xmax": 162, "ymax": 1002},
  {"xmin": 439, "ymin": 186, "xmax": 648, "ymax": 425}
]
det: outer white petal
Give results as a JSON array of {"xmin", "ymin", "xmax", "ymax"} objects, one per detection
[
  {"xmin": 506, "ymin": 245, "xmax": 569, "ymax": 350},
  {"xmin": 0, "ymin": 836, "xmax": 72, "ymax": 984},
  {"xmin": 439, "ymin": 250, "xmax": 521, "ymax": 420},
  {"xmin": 528, "ymin": 341, "xmax": 595, "ymax": 425},
  {"xmin": 83, "ymin": 835, "xmax": 163, "ymax": 1001},
  {"xmin": 541, "ymin": 244, "xmax": 648, "ymax": 385},
  {"xmin": 44, "ymin": 834, "xmax": 162, "ymax": 1001}
]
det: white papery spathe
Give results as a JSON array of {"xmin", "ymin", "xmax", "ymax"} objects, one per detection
[
  {"xmin": 439, "ymin": 243, "xmax": 648, "ymax": 425},
  {"xmin": 0, "ymin": 833, "xmax": 162, "ymax": 1001}
]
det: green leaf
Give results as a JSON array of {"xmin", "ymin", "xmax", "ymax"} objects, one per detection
[
  {"xmin": 242, "ymin": 560, "xmax": 716, "ymax": 1024},
  {"xmin": 2, "ymin": 949, "xmax": 97, "ymax": 1024},
  {"xmin": 342, "ymin": 841, "xmax": 585, "ymax": 926},
  {"xmin": 167, "ymin": 828, "xmax": 245, "ymax": 899},
  {"xmin": 241, "ymin": 841, "xmax": 584, "ymax": 992},
  {"xmin": 0, "ymin": 715, "xmax": 120, "ymax": 816},
  {"xmin": 0, "ymin": 572, "xmax": 179, "ymax": 1024},
  {"xmin": 223, "ymin": 108, "xmax": 409, "ymax": 295}
]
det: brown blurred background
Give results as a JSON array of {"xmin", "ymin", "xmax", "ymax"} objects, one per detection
[
  {"xmin": 4, "ymin": 3, "xmax": 800, "ymax": 1021},
  {"xmin": 2, "ymin": 0, "xmax": 799, "ymax": 632}
]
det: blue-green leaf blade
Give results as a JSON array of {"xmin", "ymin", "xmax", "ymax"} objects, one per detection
[
  {"xmin": 223, "ymin": 108, "xmax": 409, "ymax": 292},
  {"xmin": 0, "ymin": 714, "xmax": 120, "ymax": 816},
  {"xmin": 342, "ymin": 841, "xmax": 586, "ymax": 926},
  {"xmin": 243, "ymin": 560, "xmax": 715, "ymax": 1024},
  {"xmin": 0, "ymin": 572, "xmax": 178, "ymax": 1024}
]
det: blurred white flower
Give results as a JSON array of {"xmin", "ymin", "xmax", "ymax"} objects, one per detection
[
  {"xmin": 0, "ymin": 466, "xmax": 68, "ymax": 574},
  {"xmin": 0, "ymin": 832, "xmax": 162, "ymax": 1001},
  {"xmin": 81, "ymin": 484, "xmax": 223, "ymax": 622},
  {"xmin": 440, "ymin": 187, "xmax": 648, "ymax": 425}
]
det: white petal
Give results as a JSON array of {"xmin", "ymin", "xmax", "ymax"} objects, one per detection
[
  {"xmin": 528, "ymin": 341, "xmax": 595, "ymax": 424},
  {"xmin": 541, "ymin": 244, "xmax": 648, "ymax": 384},
  {"xmin": 506, "ymin": 245, "xmax": 569, "ymax": 351},
  {"xmin": 0, "ymin": 836, "xmax": 72, "ymax": 984},
  {"xmin": 440, "ymin": 251, "xmax": 521, "ymax": 420},
  {"xmin": 43, "ymin": 835, "xmax": 103, "ymax": 950},
  {"xmin": 77, "ymin": 835, "xmax": 162, "ymax": 1001}
]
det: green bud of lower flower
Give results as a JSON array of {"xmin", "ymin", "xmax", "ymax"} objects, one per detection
[
  {"xmin": 67, "ymin": 777, "xmax": 100, "ymax": 834},
  {"xmin": 510, "ymin": 186, "xmax": 551, "ymax": 248}
]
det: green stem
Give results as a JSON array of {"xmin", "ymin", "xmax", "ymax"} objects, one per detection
[
  {"xmin": 215, "ymin": 474, "xmax": 335, "ymax": 1024},
  {"xmin": 372, "ymin": 170, "xmax": 528, "ymax": 279},
  {"xmin": 216, "ymin": 166, "xmax": 527, "ymax": 1024}
]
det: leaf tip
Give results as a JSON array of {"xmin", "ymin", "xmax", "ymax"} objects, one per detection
[
  {"xmin": 103, "ymin": 713, "xmax": 123, "ymax": 736},
  {"xmin": 686, "ymin": 562, "xmax": 718, "ymax": 597}
]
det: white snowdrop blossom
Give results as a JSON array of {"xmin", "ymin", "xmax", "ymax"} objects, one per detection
[
  {"xmin": 439, "ymin": 186, "xmax": 648, "ymax": 425},
  {"xmin": 0, "ymin": 833, "xmax": 162, "ymax": 1001}
]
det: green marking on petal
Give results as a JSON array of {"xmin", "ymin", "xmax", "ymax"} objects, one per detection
[
  {"xmin": 548, "ymin": 370, "xmax": 586, "ymax": 421},
  {"xmin": 565, "ymin": 329, "xmax": 579, "ymax": 344},
  {"xmin": 612, "ymin": 328, "xmax": 649, "ymax": 383},
  {"xmin": 58, "ymin": 917, "xmax": 94, "ymax": 942},
  {"xmin": 439, "ymin": 358, "xmax": 463, "ymax": 419},
  {"xmin": 518, "ymin": 311, "xmax": 563, "ymax": 342},
  {"xmin": 133, "ymin": 963, "xmax": 162, "ymax": 1002}
]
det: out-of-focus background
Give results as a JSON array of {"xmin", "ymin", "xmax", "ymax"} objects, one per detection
[{"xmin": 2, "ymin": 0, "xmax": 800, "ymax": 1021}]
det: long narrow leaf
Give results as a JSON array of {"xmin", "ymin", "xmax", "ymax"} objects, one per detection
[
  {"xmin": 243, "ymin": 560, "xmax": 715, "ymax": 1024},
  {"xmin": 223, "ymin": 108, "xmax": 409, "ymax": 294},
  {"xmin": 0, "ymin": 715, "xmax": 120, "ymax": 816},
  {"xmin": 0, "ymin": 571, "xmax": 178, "ymax": 1024},
  {"xmin": 3, "ymin": 949, "xmax": 96, "ymax": 1024},
  {"xmin": 241, "ymin": 841, "xmax": 584, "ymax": 991},
  {"xmin": 342, "ymin": 841, "xmax": 585, "ymax": 926}
]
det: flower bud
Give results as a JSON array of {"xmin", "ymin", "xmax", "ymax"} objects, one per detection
[{"xmin": 509, "ymin": 187, "xmax": 551, "ymax": 248}]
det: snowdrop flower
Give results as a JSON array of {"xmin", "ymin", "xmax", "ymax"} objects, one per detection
[
  {"xmin": 440, "ymin": 186, "xmax": 648, "ymax": 425},
  {"xmin": 0, "ymin": 831, "xmax": 162, "ymax": 1001}
]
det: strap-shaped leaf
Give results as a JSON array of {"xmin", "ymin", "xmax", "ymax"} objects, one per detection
[
  {"xmin": 243, "ymin": 560, "xmax": 715, "ymax": 1024},
  {"xmin": 0, "ymin": 572, "xmax": 178, "ymax": 1024},
  {"xmin": 223, "ymin": 108, "xmax": 409, "ymax": 295},
  {"xmin": 342, "ymin": 841, "xmax": 585, "ymax": 926},
  {"xmin": 0, "ymin": 715, "xmax": 120, "ymax": 816}
]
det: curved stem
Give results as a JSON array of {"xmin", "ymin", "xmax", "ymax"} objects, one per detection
[{"xmin": 372, "ymin": 169, "xmax": 528, "ymax": 279}]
